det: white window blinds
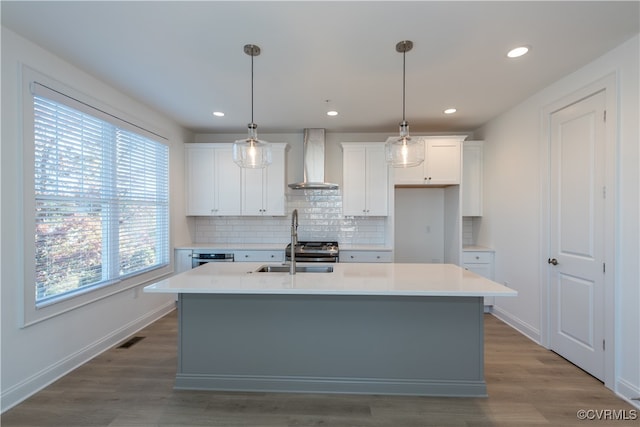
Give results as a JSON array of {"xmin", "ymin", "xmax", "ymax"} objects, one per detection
[{"xmin": 32, "ymin": 83, "xmax": 169, "ymax": 305}]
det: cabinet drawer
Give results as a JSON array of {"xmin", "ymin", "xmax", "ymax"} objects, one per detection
[
  {"xmin": 462, "ymin": 251, "xmax": 493, "ymax": 264},
  {"xmin": 235, "ymin": 251, "xmax": 284, "ymax": 262},
  {"xmin": 341, "ymin": 251, "xmax": 392, "ymax": 263}
]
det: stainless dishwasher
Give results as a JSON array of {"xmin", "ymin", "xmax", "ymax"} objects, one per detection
[{"xmin": 191, "ymin": 251, "xmax": 234, "ymax": 268}]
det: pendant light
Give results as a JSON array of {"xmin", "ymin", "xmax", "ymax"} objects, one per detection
[
  {"xmin": 233, "ymin": 44, "xmax": 272, "ymax": 168},
  {"xmin": 385, "ymin": 40, "xmax": 424, "ymax": 168}
]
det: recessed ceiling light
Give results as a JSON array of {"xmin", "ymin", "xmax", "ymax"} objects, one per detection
[
  {"xmin": 212, "ymin": 111, "xmax": 225, "ymax": 117},
  {"xmin": 507, "ymin": 46, "xmax": 530, "ymax": 58},
  {"xmin": 444, "ymin": 108, "xmax": 457, "ymax": 114},
  {"xmin": 327, "ymin": 110, "xmax": 338, "ymax": 117}
]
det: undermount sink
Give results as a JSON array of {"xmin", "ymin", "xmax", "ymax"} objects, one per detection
[{"xmin": 256, "ymin": 265, "xmax": 334, "ymax": 273}]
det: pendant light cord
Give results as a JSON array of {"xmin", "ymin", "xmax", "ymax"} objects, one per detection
[
  {"xmin": 402, "ymin": 48, "xmax": 406, "ymax": 122},
  {"xmin": 251, "ymin": 50, "xmax": 254, "ymax": 125}
]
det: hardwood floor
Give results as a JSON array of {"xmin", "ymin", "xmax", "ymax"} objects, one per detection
[{"xmin": 2, "ymin": 310, "xmax": 636, "ymax": 426}]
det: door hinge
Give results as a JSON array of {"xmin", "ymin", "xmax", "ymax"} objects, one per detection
[
  {"xmin": 603, "ymin": 339, "xmax": 606, "ymax": 351},
  {"xmin": 603, "ymin": 110, "xmax": 607, "ymax": 122},
  {"xmin": 603, "ymin": 186, "xmax": 607, "ymax": 199},
  {"xmin": 603, "ymin": 262, "xmax": 606, "ymax": 273}
]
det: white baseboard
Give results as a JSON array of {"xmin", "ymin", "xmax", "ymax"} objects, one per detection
[
  {"xmin": 1, "ymin": 302, "xmax": 175, "ymax": 413},
  {"xmin": 616, "ymin": 378, "xmax": 640, "ymax": 409},
  {"xmin": 490, "ymin": 305, "xmax": 541, "ymax": 345}
]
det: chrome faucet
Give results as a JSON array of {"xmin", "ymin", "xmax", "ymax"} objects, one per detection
[{"xmin": 290, "ymin": 209, "xmax": 298, "ymax": 275}]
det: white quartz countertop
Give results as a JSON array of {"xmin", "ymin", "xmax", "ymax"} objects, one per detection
[
  {"xmin": 175, "ymin": 243, "xmax": 286, "ymax": 251},
  {"xmin": 463, "ymin": 245, "xmax": 495, "ymax": 252},
  {"xmin": 144, "ymin": 262, "xmax": 517, "ymax": 297},
  {"xmin": 175, "ymin": 243, "xmax": 392, "ymax": 251}
]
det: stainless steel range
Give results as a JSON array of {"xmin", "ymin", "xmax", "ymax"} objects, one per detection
[{"xmin": 285, "ymin": 241, "xmax": 339, "ymax": 263}]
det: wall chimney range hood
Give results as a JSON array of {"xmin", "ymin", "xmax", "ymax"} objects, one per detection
[{"xmin": 288, "ymin": 128, "xmax": 339, "ymax": 190}]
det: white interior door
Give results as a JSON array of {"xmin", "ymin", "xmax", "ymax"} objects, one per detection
[{"xmin": 548, "ymin": 90, "xmax": 606, "ymax": 381}]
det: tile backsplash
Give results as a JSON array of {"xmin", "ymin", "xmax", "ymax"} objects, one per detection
[
  {"xmin": 194, "ymin": 189, "xmax": 386, "ymax": 245},
  {"xmin": 462, "ymin": 217, "xmax": 474, "ymax": 246}
]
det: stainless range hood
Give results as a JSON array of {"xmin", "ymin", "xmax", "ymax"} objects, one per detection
[{"xmin": 288, "ymin": 128, "xmax": 339, "ymax": 190}]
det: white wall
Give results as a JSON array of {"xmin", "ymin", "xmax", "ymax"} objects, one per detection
[
  {"xmin": 0, "ymin": 28, "xmax": 192, "ymax": 411},
  {"xmin": 394, "ymin": 188, "xmax": 445, "ymax": 263},
  {"xmin": 475, "ymin": 35, "xmax": 639, "ymax": 405}
]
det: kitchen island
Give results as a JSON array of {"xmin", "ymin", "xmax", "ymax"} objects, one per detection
[{"xmin": 144, "ymin": 262, "xmax": 516, "ymax": 397}]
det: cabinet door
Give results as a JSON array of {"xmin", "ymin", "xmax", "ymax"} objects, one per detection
[
  {"xmin": 391, "ymin": 137, "xmax": 426, "ymax": 185},
  {"xmin": 185, "ymin": 146, "xmax": 215, "ymax": 215},
  {"xmin": 365, "ymin": 145, "xmax": 389, "ymax": 215},
  {"xmin": 263, "ymin": 145, "xmax": 286, "ymax": 216},
  {"xmin": 242, "ymin": 144, "xmax": 286, "ymax": 216},
  {"xmin": 235, "ymin": 251, "xmax": 284, "ymax": 262},
  {"xmin": 462, "ymin": 142, "xmax": 483, "ymax": 216},
  {"xmin": 342, "ymin": 147, "xmax": 367, "ymax": 216},
  {"xmin": 174, "ymin": 249, "xmax": 193, "ymax": 273},
  {"xmin": 214, "ymin": 148, "xmax": 242, "ymax": 215},
  {"xmin": 242, "ymin": 167, "xmax": 265, "ymax": 215},
  {"xmin": 463, "ymin": 250, "xmax": 494, "ymax": 307},
  {"xmin": 464, "ymin": 263, "xmax": 492, "ymax": 278},
  {"xmin": 426, "ymin": 139, "xmax": 461, "ymax": 185},
  {"xmin": 341, "ymin": 250, "xmax": 392, "ymax": 263}
]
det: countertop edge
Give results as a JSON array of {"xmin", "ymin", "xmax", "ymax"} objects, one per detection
[
  {"xmin": 144, "ymin": 262, "xmax": 517, "ymax": 298},
  {"xmin": 144, "ymin": 288, "xmax": 517, "ymax": 297}
]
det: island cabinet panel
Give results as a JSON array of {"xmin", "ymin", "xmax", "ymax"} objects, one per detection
[
  {"xmin": 185, "ymin": 144, "xmax": 241, "ymax": 216},
  {"xmin": 341, "ymin": 143, "xmax": 389, "ymax": 216},
  {"xmin": 176, "ymin": 293, "xmax": 486, "ymax": 397},
  {"xmin": 392, "ymin": 135, "xmax": 466, "ymax": 186}
]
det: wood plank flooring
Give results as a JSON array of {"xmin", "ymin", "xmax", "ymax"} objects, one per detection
[{"xmin": 2, "ymin": 311, "xmax": 636, "ymax": 426}]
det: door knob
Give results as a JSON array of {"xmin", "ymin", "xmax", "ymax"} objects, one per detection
[{"xmin": 548, "ymin": 258, "xmax": 558, "ymax": 265}]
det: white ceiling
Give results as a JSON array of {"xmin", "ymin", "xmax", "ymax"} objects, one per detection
[{"xmin": 2, "ymin": 1, "xmax": 638, "ymax": 134}]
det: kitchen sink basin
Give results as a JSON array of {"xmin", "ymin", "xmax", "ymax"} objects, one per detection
[{"xmin": 256, "ymin": 265, "xmax": 334, "ymax": 273}]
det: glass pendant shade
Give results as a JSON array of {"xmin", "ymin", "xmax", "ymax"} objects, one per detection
[
  {"xmin": 233, "ymin": 123, "xmax": 272, "ymax": 168},
  {"xmin": 232, "ymin": 44, "xmax": 272, "ymax": 169},
  {"xmin": 386, "ymin": 40, "xmax": 424, "ymax": 168},
  {"xmin": 385, "ymin": 120, "xmax": 424, "ymax": 167}
]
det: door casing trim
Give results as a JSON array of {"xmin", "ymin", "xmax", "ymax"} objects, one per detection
[{"xmin": 539, "ymin": 72, "xmax": 617, "ymax": 389}]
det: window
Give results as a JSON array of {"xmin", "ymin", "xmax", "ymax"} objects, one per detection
[{"xmin": 31, "ymin": 82, "xmax": 169, "ymax": 308}]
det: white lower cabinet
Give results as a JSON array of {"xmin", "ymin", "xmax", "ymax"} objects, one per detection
[
  {"xmin": 462, "ymin": 250, "xmax": 495, "ymax": 308},
  {"xmin": 340, "ymin": 250, "xmax": 392, "ymax": 263},
  {"xmin": 234, "ymin": 250, "xmax": 284, "ymax": 263},
  {"xmin": 175, "ymin": 249, "xmax": 193, "ymax": 273}
]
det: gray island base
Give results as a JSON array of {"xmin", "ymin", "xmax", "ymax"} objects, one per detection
[{"xmin": 176, "ymin": 293, "xmax": 486, "ymax": 397}]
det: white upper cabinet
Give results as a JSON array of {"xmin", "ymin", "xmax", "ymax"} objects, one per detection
[
  {"xmin": 185, "ymin": 144, "xmax": 241, "ymax": 216},
  {"xmin": 391, "ymin": 135, "xmax": 466, "ymax": 186},
  {"xmin": 185, "ymin": 143, "xmax": 287, "ymax": 216},
  {"xmin": 242, "ymin": 143, "xmax": 287, "ymax": 216},
  {"xmin": 462, "ymin": 141, "xmax": 484, "ymax": 216},
  {"xmin": 341, "ymin": 143, "xmax": 389, "ymax": 216}
]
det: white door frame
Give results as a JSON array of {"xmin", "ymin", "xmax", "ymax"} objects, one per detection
[{"xmin": 540, "ymin": 72, "xmax": 617, "ymax": 389}]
